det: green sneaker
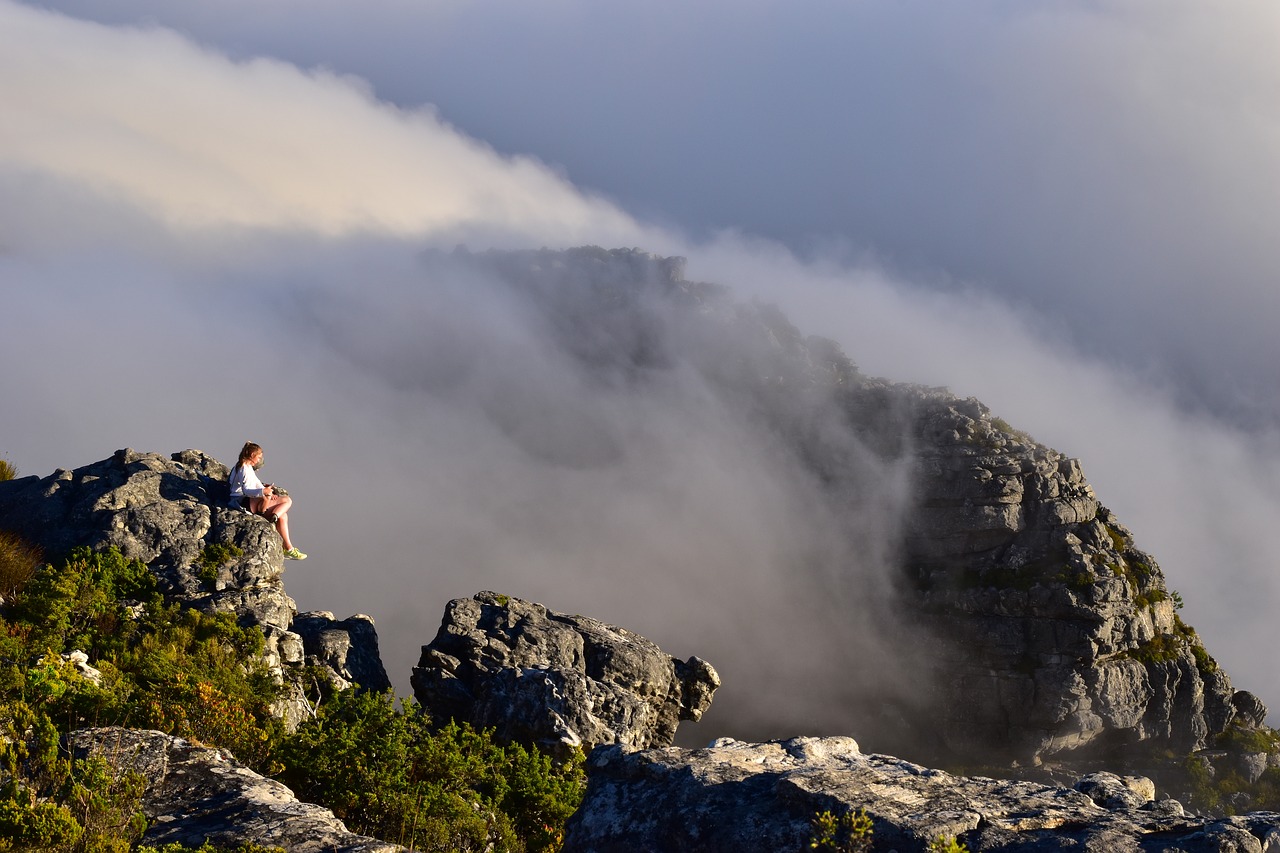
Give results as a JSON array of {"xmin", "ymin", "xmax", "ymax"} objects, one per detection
[{"xmin": 284, "ymin": 548, "xmax": 308, "ymax": 561}]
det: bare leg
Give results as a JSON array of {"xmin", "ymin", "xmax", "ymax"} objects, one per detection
[
  {"xmin": 258, "ymin": 495, "xmax": 295, "ymax": 551},
  {"xmin": 277, "ymin": 512, "xmax": 293, "ymax": 552}
]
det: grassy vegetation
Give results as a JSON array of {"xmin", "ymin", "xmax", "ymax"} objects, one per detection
[
  {"xmin": 808, "ymin": 809, "xmax": 969, "ymax": 853},
  {"xmin": 0, "ymin": 530, "xmax": 41, "ymax": 601},
  {"xmin": 0, "ymin": 546, "xmax": 585, "ymax": 850},
  {"xmin": 0, "ymin": 458, "xmax": 16, "ymax": 482},
  {"xmin": 195, "ymin": 543, "xmax": 243, "ymax": 588}
]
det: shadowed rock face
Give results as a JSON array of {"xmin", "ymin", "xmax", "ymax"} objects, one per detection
[
  {"xmin": 0, "ymin": 448, "xmax": 389, "ymax": 728},
  {"xmin": 563, "ymin": 737, "xmax": 1280, "ymax": 853},
  {"xmin": 68, "ymin": 727, "xmax": 401, "ymax": 853},
  {"xmin": 293, "ymin": 610, "xmax": 392, "ymax": 694},
  {"xmin": 896, "ymin": 394, "xmax": 1253, "ymax": 762},
  {"xmin": 411, "ymin": 591, "xmax": 720, "ymax": 755}
]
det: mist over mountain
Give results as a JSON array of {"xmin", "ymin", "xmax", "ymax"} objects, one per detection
[{"xmin": 2, "ymin": 0, "xmax": 1279, "ymax": 741}]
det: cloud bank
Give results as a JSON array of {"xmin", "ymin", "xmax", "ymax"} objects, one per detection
[
  {"xmin": 31, "ymin": 0, "xmax": 1280, "ymax": 424},
  {"xmin": 3, "ymin": 1, "xmax": 1278, "ymax": 740}
]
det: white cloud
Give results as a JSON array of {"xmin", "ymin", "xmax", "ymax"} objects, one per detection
[{"xmin": 0, "ymin": 1, "xmax": 642, "ymax": 245}]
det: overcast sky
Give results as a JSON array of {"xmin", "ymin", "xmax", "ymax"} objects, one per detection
[{"xmin": 3, "ymin": 0, "xmax": 1279, "ymax": 740}]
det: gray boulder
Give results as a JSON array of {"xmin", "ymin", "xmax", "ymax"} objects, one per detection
[
  {"xmin": 68, "ymin": 727, "xmax": 401, "ymax": 852},
  {"xmin": 411, "ymin": 591, "xmax": 720, "ymax": 755},
  {"xmin": 293, "ymin": 610, "xmax": 393, "ymax": 693},
  {"xmin": 562, "ymin": 736, "xmax": 1280, "ymax": 852}
]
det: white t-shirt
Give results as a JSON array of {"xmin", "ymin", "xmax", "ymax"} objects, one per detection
[{"xmin": 229, "ymin": 462, "xmax": 265, "ymax": 501}]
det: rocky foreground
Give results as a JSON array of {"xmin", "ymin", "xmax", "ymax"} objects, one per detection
[{"xmin": 564, "ymin": 737, "xmax": 1280, "ymax": 852}]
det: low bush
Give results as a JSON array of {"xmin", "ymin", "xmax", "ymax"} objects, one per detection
[
  {"xmin": 809, "ymin": 808, "xmax": 873, "ymax": 852},
  {"xmin": 272, "ymin": 688, "xmax": 585, "ymax": 852}
]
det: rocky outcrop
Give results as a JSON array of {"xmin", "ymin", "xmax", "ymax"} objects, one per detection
[
  {"xmin": 895, "ymin": 393, "xmax": 1254, "ymax": 763},
  {"xmin": 68, "ymin": 727, "xmax": 401, "ymax": 852},
  {"xmin": 411, "ymin": 591, "xmax": 720, "ymax": 755},
  {"xmin": 0, "ymin": 448, "xmax": 387, "ymax": 727},
  {"xmin": 563, "ymin": 736, "xmax": 1280, "ymax": 852}
]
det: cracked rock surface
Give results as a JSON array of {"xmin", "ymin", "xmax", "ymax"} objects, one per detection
[{"xmin": 563, "ymin": 736, "xmax": 1280, "ymax": 852}]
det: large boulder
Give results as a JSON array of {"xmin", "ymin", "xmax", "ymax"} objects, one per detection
[
  {"xmin": 411, "ymin": 591, "xmax": 720, "ymax": 755},
  {"xmin": 563, "ymin": 736, "xmax": 1280, "ymax": 852},
  {"xmin": 293, "ymin": 610, "xmax": 392, "ymax": 694},
  {"xmin": 68, "ymin": 727, "xmax": 401, "ymax": 852}
]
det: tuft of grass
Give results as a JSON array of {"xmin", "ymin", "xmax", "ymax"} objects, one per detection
[
  {"xmin": 0, "ymin": 458, "xmax": 16, "ymax": 481},
  {"xmin": 0, "ymin": 529, "xmax": 42, "ymax": 599}
]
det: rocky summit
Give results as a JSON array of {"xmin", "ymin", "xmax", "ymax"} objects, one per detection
[
  {"xmin": 411, "ymin": 591, "xmax": 721, "ymax": 756},
  {"xmin": 2, "ymin": 248, "xmax": 1278, "ymax": 851}
]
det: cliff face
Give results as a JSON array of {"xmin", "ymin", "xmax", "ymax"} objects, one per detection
[{"xmin": 900, "ymin": 392, "xmax": 1260, "ymax": 762}]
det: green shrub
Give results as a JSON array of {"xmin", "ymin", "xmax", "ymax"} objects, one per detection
[
  {"xmin": 273, "ymin": 689, "xmax": 585, "ymax": 852},
  {"xmin": 928, "ymin": 837, "xmax": 971, "ymax": 853},
  {"xmin": 1128, "ymin": 632, "xmax": 1185, "ymax": 665},
  {"xmin": 137, "ymin": 844, "xmax": 285, "ymax": 853},
  {"xmin": 1216, "ymin": 723, "xmax": 1280, "ymax": 755},
  {"xmin": 809, "ymin": 808, "xmax": 873, "ymax": 852},
  {"xmin": 0, "ymin": 530, "xmax": 41, "ymax": 600}
]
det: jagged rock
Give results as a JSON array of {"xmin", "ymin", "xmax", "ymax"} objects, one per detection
[
  {"xmin": 1236, "ymin": 692, "xmax": 1270, "ymax": 728},
  {"xmin": 411, "ymin": 591, "xmax": 720, "ymax": 755},
  {"xmin": 893, "ymin": 392, "xmax": 1253, "ymax": 762},
  {"xmin": 0, "ymin": 449, "xmax": 388, "ymax": 728},
  {"xmin": 293, "ymin": 610, "xmax": 392, "ymax": 693},
  {"xmin": 562, "ymin": 736, "xmax": 1280, "ymax": 852},
  {"xmin": 67, "ymin": 727, "xmax": 401, "ymax": 852}
]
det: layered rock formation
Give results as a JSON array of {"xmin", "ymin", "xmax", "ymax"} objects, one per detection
[
  {"xmin": 411, "ymin": 591, "xmax": 720, "ymax": 755},
  {"xmin": 898, "ymin": 393, "xmax": 1261, "ymax": 762},
  {"xmin": 0, "ymin": 448, "xmax": 388, "ymax": 726},
  {"xmin": 69, "ymin": 727, "xmax": 401, "ymax": 852},
  {"xmin": 563, "ymin": 736, "xmax": 1280, "ymax": 852}
]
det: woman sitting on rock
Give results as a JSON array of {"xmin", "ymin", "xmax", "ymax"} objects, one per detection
[{"xmin": 229, "ymin": 441, "xmax": 306, "ymax": 560}]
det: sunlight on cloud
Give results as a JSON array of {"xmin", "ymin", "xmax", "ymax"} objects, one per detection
[{"xmin": 0, "ymin": 0, "xmax": 640, "ymax": 244}]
